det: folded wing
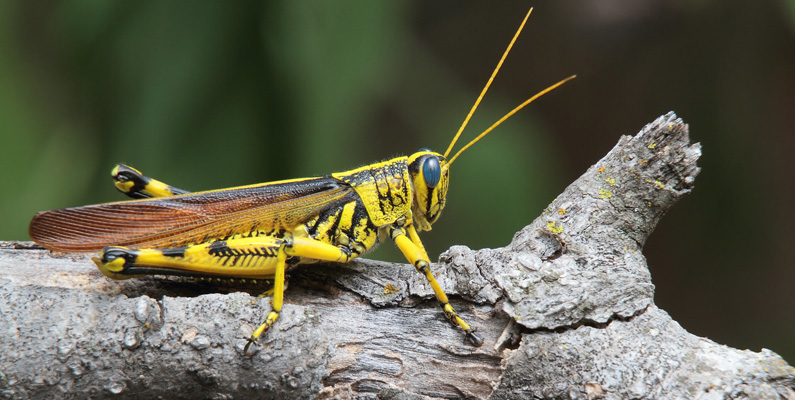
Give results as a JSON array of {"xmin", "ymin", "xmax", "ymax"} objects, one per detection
[{"xmin": 30, "ymin": 177, "xmax": 354, "ymax": 252}]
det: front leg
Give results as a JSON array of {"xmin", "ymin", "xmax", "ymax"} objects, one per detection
[{"xmin": 389, "ymin": 224, "xmax": 484, "ymax": 347}]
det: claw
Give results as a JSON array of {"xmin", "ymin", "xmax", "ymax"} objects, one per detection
[
  {"xmin": 466, "ymin": 330, "xmax": 484, "ymax": 347},
  {"xmin": 243, "ymin": 337, "xmax": 260, "ymax": 356},
  {"xmin": 244, "ymin": 314, "xmax": 277, "ymax": 356}
]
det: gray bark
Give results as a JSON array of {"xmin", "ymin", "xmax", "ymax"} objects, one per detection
[{"xmin": 1, "ymin": 112, "xmax": 793, "ymax": 399}]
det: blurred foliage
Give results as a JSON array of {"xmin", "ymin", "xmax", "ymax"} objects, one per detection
[{"xmin": 1, "ymin": 0, "xmax": 793, "ymax": 363}]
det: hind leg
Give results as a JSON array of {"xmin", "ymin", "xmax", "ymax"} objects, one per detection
[
  {"xmin": 110, "ymin": 164, "xmax": 190, "ymax": 199},
  {"xmin": 95, "ymin": 235, "xmax": 354, "ymax": 355}
]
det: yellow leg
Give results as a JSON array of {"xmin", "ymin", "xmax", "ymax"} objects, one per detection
[
  {"xmin": 244, "ymin": 246, "xmax": 286, "ymax": 355},
  {"xmin": 242, "ymin": 236, "xmax": 352, "ymax": 355},
  {"xmin": 97, "ymin": 236, "xmax": 287, "ymax": 279},
  {"xmin": 95, "ymin": 234, "xmax": 354, "ymax": 355},
  {"xmin": 391, "ymin": 226, "xmax": 483, "ymax": 347},
  {"xmin": 111, "ymin": 164, "xmax": 189, "ymax": 199},
  {"xmin": 406, "ymin": 224, "xmax": 428, "ymax": 259},
  {"xmin": 286, "ymin": 236, "xmax": 352, "ymax": 262}
]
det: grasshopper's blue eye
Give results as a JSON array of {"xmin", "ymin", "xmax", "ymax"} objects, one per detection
[
  {"xmin": 422, "ymin": 156, "xmax": 441, "ymax": 188},
  {"xmin": 419, "ymin": 147, "xmax": 432, "ymax": 152}
]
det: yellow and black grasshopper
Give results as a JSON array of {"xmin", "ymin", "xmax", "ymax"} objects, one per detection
[{"xmin": 28, "ymin": 9, "xmax": 573, "ymax": 355}]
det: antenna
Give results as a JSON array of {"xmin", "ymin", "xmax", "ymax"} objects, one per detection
[
  {"xmin": 443, "ymin": 8, "xmax": 534, "ymax": 159},
  {"xmin": 446, "ymin": 75, "xmax": 576, "ymax": 166}
]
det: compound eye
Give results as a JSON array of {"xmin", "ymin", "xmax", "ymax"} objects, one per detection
[
  {"xmin": 422, "ymin": 156, "xmax": 441, "ymax": 188},
  {"xmin": 418, "ymin": 147, "xmax": 432, "ymax": 153}
]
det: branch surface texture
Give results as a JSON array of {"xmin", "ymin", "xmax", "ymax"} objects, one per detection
[{"xmin": 1, "ymin": 112, "xmax": 793, "ymax": 399}]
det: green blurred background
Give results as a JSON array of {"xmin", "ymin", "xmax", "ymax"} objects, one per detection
[{"xmin": 1, "ymin": 1, "xmax": 793, "ymax": 362}]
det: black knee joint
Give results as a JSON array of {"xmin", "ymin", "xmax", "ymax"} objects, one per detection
[
  {"xmin": 415, "ymin": 261, "xmax": 430, "ymax": 274},
  {"xmin": 101, "ymin": 247, "xmax": 137, "ymax": 266},
  {"xmin": 112, "ymin": 165, "xmax": 150, "ymax": 198}
]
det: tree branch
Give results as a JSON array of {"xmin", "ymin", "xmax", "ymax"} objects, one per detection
[{"xmin": 1, "ymin": 112, "xmax": 793, "ymax": 399}]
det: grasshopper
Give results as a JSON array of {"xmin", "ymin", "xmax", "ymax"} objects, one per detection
[{"xmin": 29, "ymin": 8, "xmax": 573, "ymax": 355}]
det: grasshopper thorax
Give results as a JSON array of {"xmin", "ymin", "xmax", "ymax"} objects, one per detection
[{"xmin": 407, "ymin": 149, "xmax": 449, "ymax": 232}]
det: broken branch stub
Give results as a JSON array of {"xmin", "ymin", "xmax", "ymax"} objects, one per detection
[{"xmin": 438, "ymin": 112, "xmax": 701, "ymax": 333}]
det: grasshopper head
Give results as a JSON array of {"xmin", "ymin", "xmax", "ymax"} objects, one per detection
[
  {"xmin": 403, "ymin": 29, "xmax": 575, "ymax": 233},
  {"xmin": 408, "ymin": 149, "xmax": 450, "ymax": 232}
]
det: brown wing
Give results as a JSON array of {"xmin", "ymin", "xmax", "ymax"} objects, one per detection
[{"xmin": 30, "ymin": 176, "xmax": 355, "ymax": 252}]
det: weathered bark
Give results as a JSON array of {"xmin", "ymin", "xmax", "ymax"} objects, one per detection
[{"xmin": 1, "ymin": 112, "xmax": 793, "ymax": 399}]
